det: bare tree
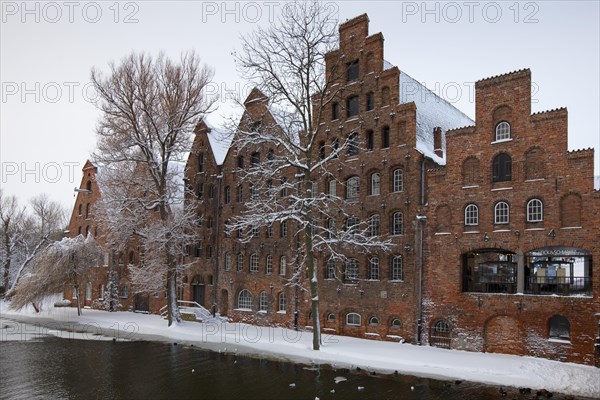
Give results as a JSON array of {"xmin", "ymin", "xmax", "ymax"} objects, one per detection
[
  {"xmin": 228, "ymin": 1, "xmax": 392, "ymax": 350},
  {"xmin": 9, "ymin": 235, "xmax": 101, "ymax": 315},
  {"xmin": 91, "ymin": 51, "xmax": 215, "ymax": 325},
  {"xmin": 1, "ymin": 191, "xmax": 66, "ymax": 297}
]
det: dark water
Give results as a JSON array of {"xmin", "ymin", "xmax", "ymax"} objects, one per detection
[{"xmin": 0, "ymin": 334, "xmax": 591, "ymax": 400}]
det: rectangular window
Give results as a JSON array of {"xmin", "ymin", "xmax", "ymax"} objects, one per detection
[
  {"xmin": 328, "ymin": 180, "xmax": 336, "ymax": 196},
  {"xmin": 382, "ymin": 127, "xmax": 390, "ymax": 148},
  {"xmin": 197, "ymin": 153, "xmax": 204, "ymax": 172},
  {"xmin": 346, "ymin": 96, "xmax": 359, "ymax": 118},
  {"xmin": 266, "ymin": 255, "xmax": 273, "ymax": 274},
  {"xmin": 347, "ymin": 60, "xmax": 359, "ymax": 81},
  {"xmin": 237, "ymin": 185, "xmax": 243, "ymax": 202},
  {"xmin": 366, "ymin": 92, "xmax": 374, "ymax": 111}
]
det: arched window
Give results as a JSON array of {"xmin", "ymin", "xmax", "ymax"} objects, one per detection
[
  {"xmin": 86, "ymin": 181, "xmax": 92, "ymax": 191},
  {"xmin": 78, "ymin": 204, "xmax": 82, "ymax": 216},
  {"xmin": 345, "ymin": 216, "xmax": 359, "ymax": 234},
  {"xmin": 344, "ymin": 259, "xmax": 359, "ymax": 283},
  {"xmin": 327, "ymin": 313, "xmax": 336, "ymax": 322},
  {"xmin": 549, "ymin": 315, "xmax": 570, "ymax": 340},
  {"xmin": 527, "ymin": 199, "xmax": 543, "ymax": 222},
  {"xmin": 237, "ymin": 253, "xmax": 244, "ymax": 271},
  {"xmin": 366, "ymin": 130, "xmax": 374, "ymax": 151},
  {"xmin": 85, "ymin": 226, "xmax": 90, "ymax": 236},
  {"xmin": 391, "ymin": 318, "xmax": 402, "ymax": 328},
  {"xmin": 495, "ymin": 121, "xmax": 511, "ymax": 141},
  {"xmin": 494, "ymin": 202, "xmax": 510, "ymax": 224},
  {"xmin": 346, "ymin": 60, "xmax": 359, "ymax": 81},
  {"xmin": 85, "ymin": 203, "xmax": 90, "ymax": 218},
  {"xmin": 278, "ymin": 292, "xmax": 286, "ymax": 312},
  {"xmin": 391, "ymin": 256, "xmax": 403, "ymax": 281},
  {"xmin": 346, "ymin": 176, "xmax": 360, "ymax": 198},
  {"xmin": 119, "ymin": 284, "xmax": 129, "ymax": 298},
  {"xmin": 325, "ymin": 260, "xmax": 336, "ymax": 279},
  {"xmin": 250, "ymin": 253, "xmax": 259, "ymax": 272},
  {"xmin": 237, "ymin": 185, "xmax": 243, "ymax": 202},
  {"xmin": 279, "ymin": 256, "xmax": 286, "ymax": 276},
  {"xmin": 392, "ymin": 169, "xmax": 403, "ymax": 192},
  {"xmin": 259, "ymin": 291, "xmax": 268, "ymax": 311},
  {"xmin": 462, "ymin": 157, "xmax": 480, "ymax": 185},
  {"xmin": 328, "ymin": 180, "xmax": 336, "ymax": 196},
  {"xmin": 369, "ymin": 257, "xmax": 380, "ymax": 280},
  {"xmin": 391, "ymin": 212, "xmax": 403, "ymax": 235},
  {"xmin": 369, "ymin": 316, "xmax": 379, "ymax": 326},
  {"xmin": 492, "ymin": 153, "xmax": 512, "ymax": 182},
  {"xmin": 224, "ymin": 253, "xmax": 231, "ymax": 271},
  {"xmin": 465, "ymin": 204, "xmax": 479, "ymax": 226},
  {"xmin": 318, "ymin": 141, "xmax": 326, "ymax": 159},
  {"xmin": 369, "ymin": 214, "xmax": 380, "ymax": 237},
  {"xmin": 197, "ymin": 152, "xmax": 204, "ymax": 172},
  {"xmin": 266, "ymin": 255, "xmax": 273, "ymax": 274},
  {"xmin": 346, "ymin": 313, "xmax": 361, "ymax": 326},
  {"xmin": 237, "ymin": 289, "xmax": 253, "ymax": 310},
  {"xmin": 250, "ymin": 152, "xmax": 260, "ymax": 166},
  {"xmin": 327, "ymin": 218, "xmax": 336, "ymax": 239},
  {"xmin": 430, "ymin": 319, "xmax": 451, "ymax": 349},
  {"xmin": 370, "ymin": 173, "xmax": 380, "ymax": 195},
  {"xmin": 237, "ymin": 156, "xmax": 245, "ymax": 169},
  {"xmin": 224, "ymin": 186, "xmax": 231, "ymax": 204}
]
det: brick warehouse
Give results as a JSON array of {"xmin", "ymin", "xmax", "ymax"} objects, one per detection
[{"xmin": 65, "ymin": 14, "xmax": 600, "ymax": 366}]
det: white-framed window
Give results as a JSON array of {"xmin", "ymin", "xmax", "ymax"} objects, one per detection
[
  {"xmin": 392, "ymin": 212, "xmax": 403, "ymax": 235},
  {"xmin": 225, "ymin": 253, "xmax": 232, "ymax": 271},
  {"xmin": 327, "ymin": 313, "xmax": 336, "ymax": 322},
  {"xmin": 259, "ymin": 291, "xmax": 268, "ymax": 311},
  {"xmin": 344, "ymin": 259, "xmax": 359, "ymax": 283},
  {"xmin": 278, "ymin": 292, "xmax": 286, "ymax": 312},
  {"xmin": 465, "ymin": 204, "xmax": 479, "ymax": 226},
  {"xmin": 494, "ymin": 201, "xmax": 510, "ymax": 224},
  {"xmin": 393, "ymin": 169, "xmax": 403, "ymax": 192},
  {"xmin": 237, "ymin": 289, "xmax": 253, "ymax": 310},
  {"xmin": 495, "ymin": 121, "xmax": 511, "ymax": 141},
  {"xmin": 346, "ymin": 176, "xmax": 360, "ymax": 198},
  {"xmin": 328, "ymin": 180, "xmax": 337, "ymax": 196},
  {"xmin": 85, "ymin": 282, "xmax": 92, "ymax": 301},
  {"xmin": 370, "ymin": 173, "xmax": 380, "ymax": 196},
  {"xmin": 369, "ymin": 316, "xmax": 379, "ymax": 326},
  {"xmin": 266, "ymin": 255, "xmax": 273, "ymax": 275},
  {"xmin": 346, "ymin": 216, "xmax": 358, "ymax": 235},
  {"xmin": 325, "ymin": 260, "xmax": 336, "ymax": 279},
  {"xmin": 369, "ymin": 257, "xmax": 380, "ymax": 280},
  {"xmin": 279, "ymin": 256, "xmax": 286, "ymax": 276},
  {"xmin": 369, "ymin": 214, "xmax": 380, "ymax": 237},
  {"xmin": 346, "ymin": 312, "xmax": 361, "ymax": 326},
  {"xmin": 391, "ymin": 256, "xmax": 403, "ymax": 281},
  {"xmin": 237, "ymin": 253, "xmax": 244, "ymax": 271},
  {"xmin": 391, "ymin": 318, "xmax": 402, "ymax": 328},
  {"xmin": 250, "ymin": 253, "xmax": 259, "ymax": 273},
  {"xmin": 527, "ymin": 198, "xmax": 543, "ymax": 222}
]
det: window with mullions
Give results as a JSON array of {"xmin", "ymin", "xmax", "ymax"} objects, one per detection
[
  {"xmin": 391, "ymin": 256, "xmax": 403, "ymax": 281},
  {"xmin": 492, "ymin": 153, "xmax": 512, "ymax": 182},
  {"xmin": 346, "ymin": 312, "xmax": 361, "ymax": 326},
  {"xmin": 278, "ymin": 292, "xmax": 286, "ymax": 312},
  {"xmin": 250, "ymin": 253, "xmax": 259, "ymax": 273},
  {"xmin": 266, "ymin": 255, "xmax": 273, "ymax": 274},
  {"xmin": 346, "ymin": 176, "xmax": 360, "ymax": 199},
  {"xmin": 392, "ymin": 169, "xmax": 403, "ymax": 192},
  {"xmin": 369, "ymin": 257, "xmax": 380, "ymax": 280},
  {"xmin": 238, "ymin": 289, "xmax": 253, "ymax": 310},
  {"xmin": 465, "ymin": 204, "xmax": 479, "ymax": 226},
  {"xmin": 370, "ymin": 173, "xmax": 380, "ymax": 196},
  {"xmin": 259, "ymin": 292, "xmax": 268, "ymax": 311},
  {"xmin": 347, "ymin": 133, "xmax": 359, "ymax": 156},
  {"xmin": 527, "ymin": 199, "xmax": 543, "ymax": 222},
  {"xmin": 494, "ymin": 202, "xmax": 510, "ymax": 224},
  {"xmin": 430, "ymin": 320, "xmax": 451, "ymax": 349},
  {"xmin": 495, "ymin": 121, "xmax": 511, "ymax": 141},
  {"xmin": 325, "ymin": 260, "xmax": 336, "ymax": 279},
  {"xmin": 344, "ymin": 259, "xmax": 359, "ymax": 283},
  {"xmin": 369, "ymin": 214, "xmax": 380, "ymax": 237},
  {"xmin": 391, "ymin": 212, "xmax": 403, "ymax": 235},
  {"xmin": 237, "ymin": 253, "xmax": 244, "ymax": 272}
]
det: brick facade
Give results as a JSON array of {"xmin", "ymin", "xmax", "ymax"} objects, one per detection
[{"xmin": 64, "ymin": 14, "xmax": 599, "ymax": 366}]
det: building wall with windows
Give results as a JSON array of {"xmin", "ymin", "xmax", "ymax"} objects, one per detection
[{"xmin": 423, "ymin": 69, "xmax": 600, "ymax": 366}]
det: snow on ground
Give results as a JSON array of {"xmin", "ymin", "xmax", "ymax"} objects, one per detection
[{"xmin": 1, "ymin": 300, "xmax": 598, "ymax": 398}]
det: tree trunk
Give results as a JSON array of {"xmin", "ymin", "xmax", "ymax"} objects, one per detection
[
  {"xmin": 305, "ymin": 196, "xmax": 321, "ymax": 350},
  {"xmin": 166, "ymin": 251, "xmax": 181, "ymax": 326},
  {"xmin": 75, "ymin": 284, "xmax": 81, "ymax": 316}
]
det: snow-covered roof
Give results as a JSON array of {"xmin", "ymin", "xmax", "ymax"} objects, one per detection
[
  {"xmin": 203, "ymin": 116, "xmax": 233, "ymax": 166},
  {"xmin": 398, "ymin": 69, "xmax": 474, "ymax": 165}
]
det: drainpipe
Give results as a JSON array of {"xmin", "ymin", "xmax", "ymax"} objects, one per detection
[
  {"xmin": 416, "ymin": 214, "xmax": 427, "ymax": 345},
  {"xmin": 213, "ymin": 172, "xmax": 223, "ymax": 317}
]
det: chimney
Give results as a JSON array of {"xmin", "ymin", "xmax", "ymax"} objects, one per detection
[{"xmin": 433, "ymin": 127, "xmax": 443, "ymax": 158}]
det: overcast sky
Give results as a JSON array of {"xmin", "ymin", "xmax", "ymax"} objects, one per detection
[{"xmin": 1, "ymin": 1, "xmax": 599, "ymax": 210}]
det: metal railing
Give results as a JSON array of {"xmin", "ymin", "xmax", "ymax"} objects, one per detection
[
  {"xmin": 159, "ymin": 300, "xmax": 220, "ymax": 322},
  {"xmin": 525, "ymin": 276, "xmax": 592, "ymax": 296}
]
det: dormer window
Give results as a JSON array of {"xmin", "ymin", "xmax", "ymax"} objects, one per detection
[
  {"xmin": 495, "ymin": 121, "xmax": 511, "ymax": 141},
  {"xmin": 347, "ymin": 60, "xmax": 359, "ymax": 81}
]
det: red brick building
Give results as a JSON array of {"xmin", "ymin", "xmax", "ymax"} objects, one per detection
[{"xmin": 64, "ymin": 14, "xmax": 599, "ymax": 366}]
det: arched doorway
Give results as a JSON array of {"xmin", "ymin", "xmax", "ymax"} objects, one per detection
[
  {"xmin": 484, "ymin": 315, "xmax": 523, "ymax": 354},
  {"xmin": 134, "ymin": 293, "xmax": 149, "ymax": 313},
  {"xmin": 221, "ymin": 289, "xmax": 229, "ymax": 316},
  {"xmin": 191, "ymin": 275, "xmax": 205, "ymax": 306}
]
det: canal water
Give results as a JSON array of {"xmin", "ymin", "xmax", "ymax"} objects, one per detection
[{"xmin": 0, "ymin": 319, "xmax": 592, "ymax": 400}]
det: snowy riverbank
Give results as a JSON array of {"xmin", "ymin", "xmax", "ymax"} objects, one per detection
[{"xmin": 1, "ymin": 300, "xmax": 598, "ymax": 398}]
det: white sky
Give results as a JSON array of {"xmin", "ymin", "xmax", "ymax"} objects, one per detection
[{"xmin": 1, "ymin": 1, "xmax": 599, "ymax": 209}]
